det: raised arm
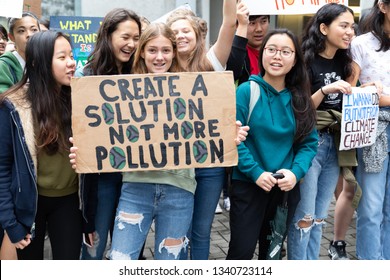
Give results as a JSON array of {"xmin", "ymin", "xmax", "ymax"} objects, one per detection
[
  {"xmin": 211, "ymin": 0, "xmax": 240, "ymax": 67},
  {"xmin": 235, "ymin": 1, "xmax": 249, "ymax": 38},
  {"xmin": 226, "ymin": 1, "xmax": 249, "ymax": 80}
]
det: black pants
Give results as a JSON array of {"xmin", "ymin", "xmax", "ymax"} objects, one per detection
[
  {"xmin": 226, "ymin": 180, "xmax": 300, "ymax": 260},
  {"xmin": 17, "ymin": 192, "xmax": 82, "ymax": 260}
]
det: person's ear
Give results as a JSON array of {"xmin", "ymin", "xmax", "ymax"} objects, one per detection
[
  {"xmin": 319, "ymin": 23, "xmax": 328, "ymax": 36},
  {"xmin": 8, "ymin": 32, "xmax": 15, "ymax": 42},
  {"xmin": 379, "ymin": 2, "xmax": 387, "ymax": 14}
]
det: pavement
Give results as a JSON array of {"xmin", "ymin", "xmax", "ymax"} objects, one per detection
[
  {"xmin": 44, "ymin": 196, "xmax": 357, "ymax": 260},
  {"xmin": 143, "ymin": 197, "xmax": 357, "ymax": 260}
]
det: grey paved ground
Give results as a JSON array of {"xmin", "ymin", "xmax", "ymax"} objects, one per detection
[
  {"xmin": 44, "ymin": 197, "xmax": 356, "ymax": 260},
  {"xmin": 143, "ymin": 197, "xmax": 357, "ymax": 260}
]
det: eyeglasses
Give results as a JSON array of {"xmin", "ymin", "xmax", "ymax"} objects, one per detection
[{"xmin": 264, "ymin": 47, "xmax": 294, "ymax": 58}]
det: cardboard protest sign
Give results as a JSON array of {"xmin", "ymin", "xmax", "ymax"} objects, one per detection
[
  {"xmin": 243, "ymin": 0, "xmax": 349, "ymax": 15},
  {"xmin": 340, "ymin": 86, "xmax": 379, "ymax": 150},
  {"xmin": 50, "ymin": 16, "xmax": 103, "ymax": 70},
  {"xmin": 71, "ymin": 71, "xmax": 238, "ymax": 173}
]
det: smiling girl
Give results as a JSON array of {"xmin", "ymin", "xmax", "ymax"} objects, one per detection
[
  {"xmin": 287, "ymin": 3, "xmax": 356, "ymax": 260},
  {"xmin": 226, "ymin": 29, "xmax": 317, "ymax": 260},
  {"xmin": 108, "ymin": 22, "xmax": 195, "ymax": 260},
  {"xmin": 74, "ymin": 8, "xmax": 142, "ymax": 260}
]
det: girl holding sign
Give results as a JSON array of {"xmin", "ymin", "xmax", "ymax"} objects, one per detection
[
  {"xmin": 0, "ymin": 31, "xmax": 81, "ymax": 259},
  {"xmin": 72, "ymin": 22, "xmax": 196, "ymax": 260},
  {"xmin": 349, "ymin": 0, "xmax": 390, "ymax": 260},
  {"xmin": 107, "ymin": 22, "xmax": 195, "ymax": 260},
  {"xmin": 74, "ymin": 8, "xmax": 142, "ymax": 260},
  {"xmin": 70, "ymin": 21, "xmax": 248, "ymax": 260},
  {"xmin": 287, "ymin": 3, "xmax": 356, "ymax": 260},
  {"xmin": 166, "ymin": 0, "xmax": 241, "ymax": 260}
]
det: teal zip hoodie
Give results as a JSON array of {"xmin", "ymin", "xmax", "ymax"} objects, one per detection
[
  {"xmin": 0, "ymin": 52, "xmax": 23, "ymax": 93},
  {"xmin": 233, "ymin": 75, "xmax": 318, "ymax": 183}
]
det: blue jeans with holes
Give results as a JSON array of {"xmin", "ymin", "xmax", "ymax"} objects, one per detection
[
  {"xmin": 81, "ymin": 173, "xmax": 122, "ymax": 260},
  {"xmin": 183, "ymin": 167, "xmax": 225, "ymax": 260},
  {"xmin": 287, "ymin": 132, "xmax": 339, "ymax": 260},
  {"xmin": 356, "ymin": 147, "xmax": 390, "ymax": 259},
  {"xmin": 110, "ymin": 182, "xmax": 193, "ymax": 260}
]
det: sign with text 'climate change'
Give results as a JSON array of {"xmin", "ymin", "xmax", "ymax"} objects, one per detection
[
  {"xmin": 71, "ymin": 71, "xmax": 238, "ymax": 173},
  {"xmin": 340, "ymin": 87, "xmax": 379, "ymax": 150}
]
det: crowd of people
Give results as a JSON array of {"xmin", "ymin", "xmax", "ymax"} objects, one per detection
[{"xmin": 0, "ymin": 0, "xmax": 389, "ymax": 261}]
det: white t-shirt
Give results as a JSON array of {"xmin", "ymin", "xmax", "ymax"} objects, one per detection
[
  {"xmin": 350, "ymin": 32, "xmax": 390, "ymax": 89},
  {"xmin": 206, "ymin": 46, "xmax": 225, "ymax": 71},
  {"xmin": 12, "ymin": 50, "xmax": 25, "ymax": 69}
]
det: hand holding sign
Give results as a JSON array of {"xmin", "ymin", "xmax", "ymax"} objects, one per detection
[
  {"xmin": 71, "ymin": 71, "xmax": 238, "ymax": 173},
  {"xmin": 340, "ymin": 86, "xmax": 379, "ymax": 150}
]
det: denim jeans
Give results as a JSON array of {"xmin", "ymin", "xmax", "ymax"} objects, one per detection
[
  {"xmin": 183, "ymin": 167, "xmax": 225, "ymax": 260},
  {"xmin": 356, "ymin": 148, "xmax": 390, "ymax": 260},
  {"xmin": 81, "ymin": 172, "xmax": 122, "ymax": 260},
  {"xmin": 110, "ymin": 182, "xmax": 193, "ymax": 260},
  {"xmin": 287, "ymin": 132, "xmax": 339, "ymax": 260}
]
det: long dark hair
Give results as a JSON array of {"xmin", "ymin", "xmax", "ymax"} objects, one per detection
[
  {"xmin": 85, "ymin": 8, "xmax": 141, "ymax": 75},
  {"xmin": 301, "ymin": 3, "xmax": 354, "ymax": 79},
  {"xmin": 360, "ymin": 0, "xmax": 390, "ymax": 52},
  {"xmin": 0, "ymin": 31, "xmax": 73, "ymax": 154},
  {"xmin": 259, "ymin": 29, "xmax": 316, "ymax": 144}
]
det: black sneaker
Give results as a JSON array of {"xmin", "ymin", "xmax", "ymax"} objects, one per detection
[{"xmin": 328, "ymin": 240, "xmax": 349, "ymax": 260}]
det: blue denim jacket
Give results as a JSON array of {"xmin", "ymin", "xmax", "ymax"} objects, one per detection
[{"xmin": 0, "ymin": 91, "xmax": 37, "ymax": 244}]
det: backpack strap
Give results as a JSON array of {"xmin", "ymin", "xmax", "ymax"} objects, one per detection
[{"xmin": 247, "ymin": 80, "xmax": 260, "ymax": 123}]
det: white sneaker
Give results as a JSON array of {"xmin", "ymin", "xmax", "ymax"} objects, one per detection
[
  {"xmin": 223, "ymin": 197, "xmax": 231, "ymax": 211},
  {"xmin": 215, "ymin": 203, "xmax": 223, "ymax": 214}
]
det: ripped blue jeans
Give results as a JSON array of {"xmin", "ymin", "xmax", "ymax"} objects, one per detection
[
  {"xmin": 110, "ymin": 182, "xmax": 193, "ymax": 260},
  {"xmin": 287, "ymin": 131, "xmax": 339, "ymax": 260}
]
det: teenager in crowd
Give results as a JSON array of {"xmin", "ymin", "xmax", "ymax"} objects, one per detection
[
  {"xmin": 226, "ymin": 28, "xmax": 317, "ymax": 260},
  {"xmin": 227, "ymin": 13, "xmax": 270, "ymax": 86},
  {"xmin": 0, "ymin": 12, "xmax": 40, "ymax": 93},
  {"xmin": 221, "ymin": 3, "xmax": 269, "ymax": 213},
  {"xmin": 0, "ymin": 24, "xmax": 8, "ymax": 56},
  {"xmin": 167, "ymin": 0, "xmax": 243, "ymax": 260},
  {"xmin": 107, "ymin": 22, "xmax": 196, "ymax": 260},
  {"xmin": 74, "ymin": 8, "xmax": 142, "ymax": 260},
  {"xmin": 0, "ymin": 31, "xmax": 81, "ymax": 260},
  {"xmin": 287, "ymin": 3, "xmax": 356, "ymax": 260},
  {"xmin": 70, "ymin": 20, "xmax": 248, "ymax": 260},
  {"xmin": 350, "ymin": 0, "xmax": 390, "ymax": 260}
]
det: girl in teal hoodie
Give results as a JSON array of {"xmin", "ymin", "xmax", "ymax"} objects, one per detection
[{"xmin": 227, "ymin": 29, "xmax": 318, "ymax": 260}]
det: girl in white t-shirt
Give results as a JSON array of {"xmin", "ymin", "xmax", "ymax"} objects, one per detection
[{"xmin": 349, "ymin": 0, "xmax": 390, "ymax": 260}]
